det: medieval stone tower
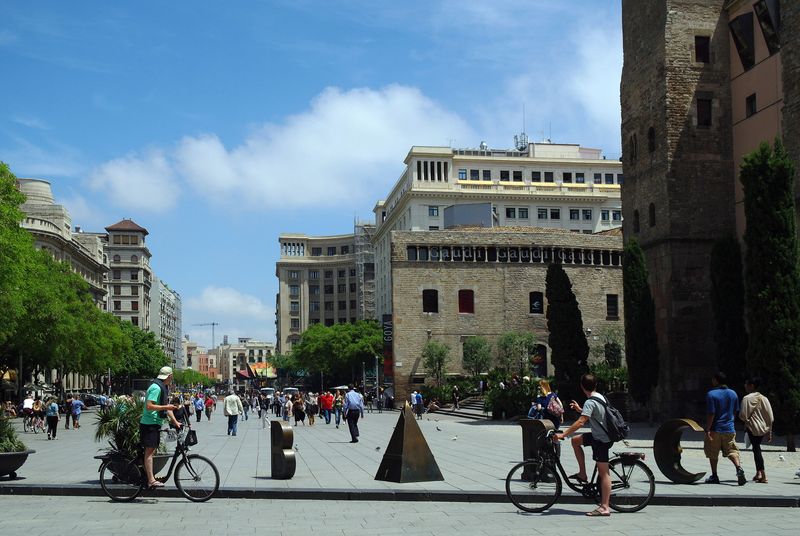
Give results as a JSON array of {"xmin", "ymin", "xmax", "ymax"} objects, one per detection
[{"xmin": 620, "ymin": 0, "xmax": 736, "ymax": 417}]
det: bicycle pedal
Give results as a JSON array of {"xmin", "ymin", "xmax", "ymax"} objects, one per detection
[{"xmin": 155, "ymin": 476, "xmax": 168, "ymax": 483}]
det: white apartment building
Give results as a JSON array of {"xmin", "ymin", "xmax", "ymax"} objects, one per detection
[
  {"xmin": 150, "ymin": 276, "xmax": 183, "ymax": 369},
  {"xmin": 372, "ymin": 142, "xmax": 624, "ymax": 318}
]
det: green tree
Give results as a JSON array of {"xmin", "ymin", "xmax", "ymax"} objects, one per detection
[
  {"xmin": 173, "ymin": 369, "xmax": 213, "ymax": 388},
  {"xmin": 291, "ymin": 320, "xmax": 382, "ymax": 383},
  {"xmin": 623, "ymin": 239, "xmax": 659, "ymax": 413},
  {"xmin": 740, "ymin": 140, "xmax": 800, "ymax": 450},
  {"xmin": 496, "ymin": 332, "xmax": 538, "ymax": 376},
  {"xmin": 546, "ymin": 263, "xmax": 589, "ymax": 401},
  {"xmin": 0, "ymin": 162, "xmax": 30, "ymax": 350},
  {"xmin": 462, "ymin": 336, "xmax": 491, "ymax": 377},
  {"xmin": 112, "ymin": 321, "xmax": 169, "ymax": 390},
  {"xmin": 271, "ymin": 353, "xmax": 302, "ymax": 387},
  {"xmin": 589, "ymin": 327, "xmax": 625, "ymax": 368},
  {"xmin": 421, "ymin": 340, "xmax": 451, "ymax": 387},
  {"xmin": 709, "ymin": 236, "xmax": 748, "ymax": 394}
]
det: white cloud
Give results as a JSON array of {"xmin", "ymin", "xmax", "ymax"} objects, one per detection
[
  {"xmin": 184, "ymin": 287, "xmax": 274, "ymax": 348},
  {"xmin": 12, "ymin": 115, "xmax": 50, "ymax": 130},
  {"xmin": 186, "ymin": 286, "xmax": 271, "ymax": 320},
  {"xmin": 87, "ymin": 149, "xmax": 179, "ymax": 212}
]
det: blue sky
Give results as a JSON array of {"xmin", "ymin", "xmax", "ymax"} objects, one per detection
[{"xmin": 0, "ymin": 1, "xmax": 623, "ymax": 349}]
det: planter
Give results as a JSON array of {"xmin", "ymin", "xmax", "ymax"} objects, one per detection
[{"xmin": 0, "ymin": 449, "xmax": 36, "ymax": 479}]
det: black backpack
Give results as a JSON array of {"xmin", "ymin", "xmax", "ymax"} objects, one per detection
[{"xmin": 589, "ymin": 396, "xmax": 629, "ymax": 443}]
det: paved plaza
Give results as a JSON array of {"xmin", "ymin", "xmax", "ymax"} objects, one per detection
[{"xmin": 2, "ymin": 406, "xmax": 799, "ymax": 505}]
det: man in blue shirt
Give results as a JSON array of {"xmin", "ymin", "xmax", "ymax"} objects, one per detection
[
  {"xmin": 704, "ymin": 372, "xmax": 746, "ymax": 485},
  {"xmin": 342, "ymin": 385, "xmax": 364, "ymax": 443}
]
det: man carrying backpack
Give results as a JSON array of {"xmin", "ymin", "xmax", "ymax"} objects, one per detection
[{"xmin": 554, "ymin": 373, "xmax": 614, "ymax": 517}]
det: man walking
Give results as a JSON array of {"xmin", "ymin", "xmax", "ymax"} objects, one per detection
[
  {"xmin": 704, "ymin": 372, "xmax": 747, "ymax": 485},
  {"xmin": 193, "ymin": 394, "xmax": 204, "ymax": 423},
  {"xmin": 343, "ymin": 385, "xmax": 364, "ymax": 443},
  {"xmin": 204, "ymin": 394, "xmax": 214, "ymax": 421},
  {"xmin": 224, "ymin": 390, "xmax": 244, "ymax": 436}
]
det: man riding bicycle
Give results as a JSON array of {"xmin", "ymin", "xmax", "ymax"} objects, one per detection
[
  {"xmin": 553, "ymin": 373, "xmax": 613, "ymax": 517},
  {"xmin": 140, "ymin": 366, "xmax": 181, "ymax": 489},
  {"xmin": 22, "ymin": 392, "xmax": 34, "ymax": 420}
]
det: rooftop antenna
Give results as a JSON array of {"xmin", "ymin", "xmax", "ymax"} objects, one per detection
[{"xmin": 513, "ymin": 104, "xmax": 528, "ymax": 152}]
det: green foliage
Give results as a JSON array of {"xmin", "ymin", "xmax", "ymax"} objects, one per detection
[
  {"xmin": 622, "ymin": 239, "xmax": 659, "ymax": 405},
  {"xmin": 496, "ymin": 332, "xmax": 537, "ymax": 376},
  {"xmin": 740, "ymin": 140, "xmax": 800, "ymax": 436},
  {"xmin": 0, "ymin": 162, "xmax": 30, "ymax": 348},
  {"xmin": 546, "ymin": 263, "xmax": 589, "ymax": 402},
  {"xmin": 94, "ymin": 398, "xmax": 164, "ymax": 457},
  {"xmin": 461, "ymin": 336, "xmax": 491, "ymax": 377},
  {"xmin": 589, "ymin": 327, "xmax": 625, "ymax": 368},
  {"xmin": 421, "ymin": 340, "xmax": 451, "ymax": 387},
  {"xmin": 290, "ymin": 320, "xmax": 382, "ymax": 383},
  {"xmin": 173, "ymin": 369, "xmax": 213, "ymax": 388},
  {"xmin": 270, "ymin": 353, "xmax": 303, "ymax": 386},
  {"xmin": 0, "ymin": 415, "xmax": 26, "ymax": 453},
  {"xmin": 709, "ymin": 237, "xmax": 748, "ymax": 394},
  {"xmin": 112, "ymin": 321, "xmax": 168, "ymax": 386},
  {"xmin": 420, "ymin": 377, "xmax": 478, "ymax": 406},
  {"xmin": 589, "ymin": 361, "xmax": 627, "ymax": 394},
  {"xmin": 483, "ymin": 380, "xmax": 537, "ymax": 419}
]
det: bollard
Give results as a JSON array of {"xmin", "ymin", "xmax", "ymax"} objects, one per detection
[
  {"xmin": 653, "ymin": 418, "xmax": 707, "ymax": 484},
  {"xmin": 519, "ymin": 419, "xmax": 554, "ymax": 479},
  {"xmin": 270, "ymin": 420, "xmax": 296, "ymax": 479}
]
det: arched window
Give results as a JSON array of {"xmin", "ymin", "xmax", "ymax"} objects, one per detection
[
  {"xmin": 131, "ymin": 255, "xmax": 138, "ymax": 263},
  {"xmin": 633, "ymin": 210, "xmax": 640, "ymax": 233},
  {"xmin": 647, "ymin": 127, "xmax": 656, "ymax": 152},
  {"xmin": 649, "ymin": 203, "xmax": 656, "ymax": 227},
  {"xmin": 422, "ymin": 289, "xmax": 439, "ymax": 313},
  {"xmin": 458, "ymin": 289, "xmax": 474, "ymax": 314},
  {"xmin": 529, "ymin": 292, "xmax": 544, "ymax": 314},
  {"xmin": 112, "ymin": 254, "xmax": 120, "ymax": 262}
]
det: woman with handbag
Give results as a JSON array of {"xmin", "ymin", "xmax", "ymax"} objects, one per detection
[{"xmin": 740, "ymin": 377, "xmax": 774, "ymax": 483}]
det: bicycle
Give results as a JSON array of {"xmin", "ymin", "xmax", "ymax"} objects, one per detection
[
  {"xmin": 97, "ymin": 427, "xmax": 219, "ymax": 503},
  {"xmin": 30, "ymin": 413, "xmax": 45, "ymax": 434},
  {"xmin": 506, "ymin": 430, "xmax": 655, "ymax": 513}
]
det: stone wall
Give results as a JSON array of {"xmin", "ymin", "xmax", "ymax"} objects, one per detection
[
  {"xmin": 389, "ymin": 229, "xmax": 624, "ymax": 402},
  {"xmin": 782, "ymin": 1, "xmax": 800, "ymax": 222}
]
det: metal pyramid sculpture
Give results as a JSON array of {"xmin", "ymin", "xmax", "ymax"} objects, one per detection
[{"xmin": 374, "ymin": 402, "xmax": 444, "ymax": 483}]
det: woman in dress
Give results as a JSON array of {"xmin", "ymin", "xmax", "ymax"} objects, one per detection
[
  {"xmin": 306, "ymin": 392, "xmax": 318, "ymax": 426},
  {"xmin": 292, "ymin": 394, "xmax": 306, "ymax": 426}
]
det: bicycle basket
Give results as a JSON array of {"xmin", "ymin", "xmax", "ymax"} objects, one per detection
[{"xmin": 185, "ymin": 429, "xmax": 198, "ymax": 446}]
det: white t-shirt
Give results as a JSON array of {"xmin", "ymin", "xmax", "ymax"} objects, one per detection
[{"xmin": 23, "ymin": 398, "xmax": 34, "ymax": 410}]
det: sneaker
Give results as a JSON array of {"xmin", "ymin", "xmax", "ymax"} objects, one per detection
[
  {"xmin": 705, "ymin": 474, "xmax": 720, "ymax": 484},
  {"xmin": 737, "ymin": 467, "xmax": 747, "ymax": 486}
]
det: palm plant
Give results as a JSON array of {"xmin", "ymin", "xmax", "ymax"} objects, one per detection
[
  {"xmin": 94, "ymin": 398, "xmax": 147, "ymax": 458},
  {"xmin": 0, "ymin": 415, "xmax": 26, "ymax": 453}
]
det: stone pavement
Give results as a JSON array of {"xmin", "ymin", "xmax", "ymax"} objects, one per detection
[
  {"xmin": 2, "ymin": 407, "xmax": 799, "ymax": 506},
  {"xmin": 0, "ymin": 495, "xmax": 797, "ymax": 536}
]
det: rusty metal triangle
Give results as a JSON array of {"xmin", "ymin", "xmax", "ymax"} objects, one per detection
[{"xmin": 374, "ymin": 402, "xmax": 444, "ymax": 483}]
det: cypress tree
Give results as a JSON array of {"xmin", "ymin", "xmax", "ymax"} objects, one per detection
[
  {"xmin": 709, "ymin": 236, "xmax": 748, "ymax": 395},
  {"xmin": 546, "ymin": 263, "xmax": 588, "ymax": 402},
  {"xmin": 740, "ymin": 140, "xmax": 800, "ymax": 450},
  {"xmin": 622, "ymin": 239, "xmax": 659, "ymax": 410}
]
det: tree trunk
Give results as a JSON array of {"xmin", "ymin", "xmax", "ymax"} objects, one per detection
[{"xmin": 787, "ymin": 433, "xmax": 796, "ymax": 452}]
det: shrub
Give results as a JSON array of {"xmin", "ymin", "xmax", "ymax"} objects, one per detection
[{"xmin": 0, "ymin": 415, "xmax": 26, "ymax": 453}]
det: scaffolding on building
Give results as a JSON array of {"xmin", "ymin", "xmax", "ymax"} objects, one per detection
[{"xmin": 354, "ymin": 220, "xmax": 376, "ymax": 321}]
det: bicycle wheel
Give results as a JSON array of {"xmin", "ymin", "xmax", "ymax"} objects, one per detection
[
  {"xmin": 608, "ymin": 459, "xmax": 655, "ymax": 513},
  {"xmin": 23, "ymin": 417, "xmax": 30, "ymax": 433},
  {"xmin": 505, "ymin": 460, "xmax": 562, "ymax": 513},
  {"xmin": 174, "ymin": 454, "xmax": 219, "ymax": 502},
  {"xmin": 33, "ymin": 419, "xmax": 42, "ymax": 434},
  {"xmin": 99, "ymin": 458, "xmax": 144, "ymax": 502}
]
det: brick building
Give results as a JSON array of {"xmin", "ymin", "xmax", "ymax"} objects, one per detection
[{"xmin": 388, "ymin": 228, "xmax": 624, "ymax": 401}]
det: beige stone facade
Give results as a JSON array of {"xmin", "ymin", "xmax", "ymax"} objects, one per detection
[
  {"xmin": 216, "ymin": 338, "xmax": 275, "ymax": 388},
  {"xmin": 104, "ymin": 219, "xmax": 153, "ymax": 330},
  {"xmin": 388, "ymin": 228, "xmax": 624, "ymax": 401}
]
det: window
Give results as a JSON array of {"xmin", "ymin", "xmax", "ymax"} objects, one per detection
[
  {"xmin": 131, "ymin": 316, "xmax": 138, "ymax": 327},
  {"xmin": 633, "ymin": 210, "xmax": 640, "ymax": 233},
  {"xmin": 350, "ymin": 282, "xmax": 357, "ymax": 292},
  {"xmin": 594, "ymin": 173, "xmax": 602, "ymax": 184},
  {"xmin": 113, "ymin": 270, "xmax": 121, "ymax": 280},
  {"xmin": 544, "ymin": 171, "xmax": 554, "ymax": 183},
  {"xmin": 349, "ymin": 268, "xmax": 356, "ymax": 277},
  {"xmin": 529, "ymin": 292, "xmax": 544, "ymax": 314},
  {"xmin": 350, "ymin": 300, "xmax": 356, "ymax": 309},
  {"xmin": 289, "ymin": 285, "xmax": 299, "ymax": 295},
  {"xmin": 113, "ymin": 285, "xmax": 121, "ymax": 295},
  {"xmin": 576, "ymin": 172, "xmax": 585, "ymax": 184},
  {"xmin": 311, "ymin": 247, "xmax": 322, "ymax": 256},
  {"xmin": 422, "ymin": 289, "xmax": 439, "ymax": 313},
  {"xmin": 729, "ymin": 12, "xmax": 755, "ymax": 70},
  {"xmin": 309, "ymin": 270, "xmax": 319, "ymax": 279},
  {"xmin": 482, "ymin": 170, "xmax": 491, "ymax": 181},
  {"xmin": 325, "ymin": 319, "xmax": 334, "ymax": 326},
  {"xmin": 113, "ymin": 235, "xmax": 121, "ymax": 244},
  {"xmin": 563, "ymin": 172, "xmax": 573, "ymax": 183},
  {"xmin": 289, "ymin": 270, "xmax": 299, "ymax": 279},
  {"xmin": 338, "ymin": 283, "xmax": 346, "ymax": 293},
  {"xmin": 617, "ymin": 174, "xmax": 624, "ymax": 185},
  {"xmin": 513, "ymin": 170, "xmax": 522, "ymax": 182},
  {"xmin": 310, "ymin": 301, "xmax": 320, "ymax": 312},
  {"xmin": 290, "ymin": 301, "xmax": 299, "ymax": 312},
  {"xmin": 649, "ymin": 203, "xmax": 656, "ymax": 227},
  {"xmin": 500, "ymin": 170, "xmax": 510, "ymax": 181},
  {"xmin": 697, "ymin": 98, "xmax": 712, "ymax": 127},
  {"xmin": 550, "ymin": 208, "xmax": 561, "ymax": 220},
  {"xmin": 601, "ymin": 209, "xmax": 610, "ymax": 221},
  {"xmin": 537, "ymin": 208, "xmax": 548, "ymax": 220},
  {"xmin": 518, "ymin": 208, "xmax": 529, "ymax": 219},
  {"xmin": 606, "ymin": 294, "xmax": 620, "ymax": 319},
  {"xmin": 114, "ymin": 300, "xmax": 121, "ymax": 311},
  {"xmin": 458, "ymin": 290, "xmax": 474, "ymax": 314},
  {"xmin": 612, "ymin": 210, "xmax": 622, "ymax": 222},
  {"xmin": 569, "ymin": 209, "xmax": 580, "ymax": 221},
  {"xmin": 470, "ymin": 169, "xmax": 479, "ymax": 180},
  {"xmin": 130, "ymin": 236, "xmax": 139, "ymax": 245},
  {"xmin": 324, "ymin": 270, "xmax": 333, "ymax": 279},
  {"xmin": 130, "ymin": 270, "xmax": 138, "ymax": 281},
  {"xmin": 338, "ymin": 269, "xmax": 345, "ymax": 278},
  {"xmin": 132, "ymin": 301, "xmax": 139, "ymax": 311},
  {"xmin": 428, "ymin": 226, "xmax": 439, "ymax": 231},
  {"xmin": 648, "ymin": 127, "xmax": 656, "ymax": 152},
  {"xmin": 605, "ymin": 173, "xmax": 614, "ymax": 185},
  {"xmin": 131, "ymin": 286, "xmax": 138, "ymax": 296},
  {"xmin": 324, "ymin": 301, "xmax": 333, "ymax": 311},
  {"xmin": 291, "ymin": 319, "xmax": 300, "ymax": 329},
  {"xmin": 324, "ymin": 285, "xmax": 333, "ymax": 294},
  {"xmin": 328, "ymin": 247, "xmax": 337, "ymax": 256},
  {"xmin": 532, "ymin": 171, "xmax": 541, "ymax": 182},
  {"xmin": 428, "ymin": 206, "xmax": 439, "ymax": 217},
  {"xmin": 340, "ymin": 246, "xmax": 349, "ymax": 254},
  {"xmin": 583, "ymin": 209, "xmax": 593, "ymax": 221},
  {"xmin": 338, "ymin": 301, "xmax": 346, "ymax": 311},
  {"xmin": 113, "ymin": 254, "xmax": 120, "ymax": 262},
  {"xmin": 746, "ymin": 93, "xmax": 757, "ymax": 118},
  {"xmin": 695, "ymin": 35, "xmax": 710, "ymax": 63},
  {"xmin": 754, "ymin": 0, "xmax": 781, "ymax": 55},
  {"xmin": 458, "ymin": 169, "xmax": 467, "ymax": 180},
  {"xmin": 506, "ymin": 207, "xmax": 516, "ymax": 219},
  {"xmin": 131, "ymin": 255, "xmax": 138, "ymax": 263},
  {"xmin": 121, "ymin": 235, "xmax": 129, "ymax": 245},
  {"xmin": 310, "ymin": 285, "xmax": 320, "ymax": 295}
]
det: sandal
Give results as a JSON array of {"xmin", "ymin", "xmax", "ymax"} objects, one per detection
[
  {"xmin": 586, "ymin": 508, "xmax": 610, "ymax": 517},
  {"xmin": 568, "ymin": 473, "xmax": 588, "ymax": 483},
  {"xmin": 148, "ymin": 481, "xmax": 165, "ymax": 489}
]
